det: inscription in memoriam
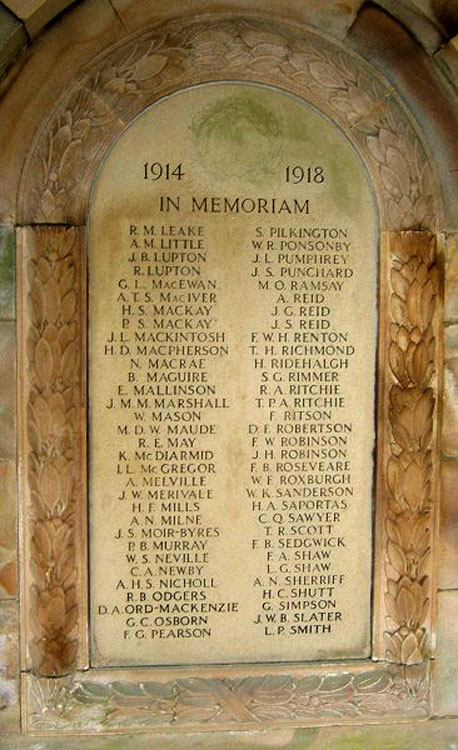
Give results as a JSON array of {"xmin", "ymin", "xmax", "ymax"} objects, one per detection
[{"xmin": 89, "ymin": 83, "xmax": 378, "ymax": 666}]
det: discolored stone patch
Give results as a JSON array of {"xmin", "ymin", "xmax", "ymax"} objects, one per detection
[
  {"xmin": 0, "ymin": 321, "xmax": 15, "ymax": 461},
  {"xmin": 439, "ymin": 460, "xmax": 458, "ymax": 589},
  {"xmin": 0, "ymin": 600, "xmax": 19, "ymax": 733},
  {"xmin": 0, "ymin": 461, "xmax": 16, "ymax": 599},
  {"xmin": 0, "ymin": 226, "xmax": 14, "ymax": 320},
  {"xmin": 445, "ymin": 233, "xmax": 458, "ymax": 321},
  {"xmin": 442, "ymin": 325, "xmax": 458, "ymax": 456},
  {"xmin": 434, "ymin": 590, "xmax": 458, "ymax": 716}
]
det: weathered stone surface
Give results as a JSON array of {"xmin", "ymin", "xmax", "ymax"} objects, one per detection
[
  {"xmin": 0, "ymin": 601, "xmax": 19, "ymax": 733},
  {"xmin": 111, "ymin": 0, "xmax": 365, "ymax": 39},
  {"xmin": 439, "ymin": 460, "xmax": 458, "ymax": 589},
  {"xmin": 0, "ymin": 225, "xmax": 15, "ymax": 320},
  {"xmin": 0, "ymin": 322, "xmax": 15, "ymax": 461},
  {"xmin": 0, "ymin": 0, "xmax": 122, "ymax": 223},
  {"xmin": 347, "ymin": 4, "xmax": 458, "ymax": 230},
  {"xmin": 3, "ymin": 717, "xmax": 458, "ymax": 748},
  {"xmin": 369, "ymin": 0, "xmax": 445, "ymax": 53},
  {"xmin": 3, "ymin": 0, "xmax": 76, "ymax": 39},
  {"xmin": 89, "ymin": 83, "xmax": 376, "ymax": 668},
  {"xmin": 445, "ymin": 232, "xmax": 458, "ymax": 321},
  {"xmin": 0, "ymin": 4, "xmax": 27, "ymax": 79},
  {"xmin": 0, "ymin": 461, "xmax": 17, "ymax": 599},
  {"xmin": 436, "ymin": 34, "xmax": 458, "ymax": 96},
  {"xmin": 434, "ymin": 590, "xmax": 458, "ymax": 716},
  {"xmin": 0, "ymin": 0, "xmax": 455, "ymax": 740},
  {"xmin": 443, "ymin": 325, "xmax": 458, "ymax": 457}
]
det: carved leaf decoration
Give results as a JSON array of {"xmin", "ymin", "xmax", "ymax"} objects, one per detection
[
  {"xmin": 254, "ymin": 705, "xmax": 294, "ymax": 721},
  {"xmin": 28, "ymin": 288, "xmax": 44, "ymax": 328},
  {"xmin": 387, "ymin": 456, "xmax": 403, "ymax": 498},
  {"xmin": 386, "ymin": 517, "xmax": 404, "ymax": 548},
  {"xmin": 391, "ymin": 295, "xmax": 408, "ymax": 327},
  {"xmin": 347, "ymin": 86, "xmax": 373, "ymax": 118},
  {"xmin": 251, "ymin": 675, "xmax": 294, "ymax": 704},
  {"xmin": 403, "ymin": 460, "xmax": 427, "ymax": 511},
  {"xmin": 178, "ymin": 678, "xmax": 221, "ymax": 707},
  {"xmin": 390, "ymin": 413, "xmax": 414, "ymax": 452},
  {"xmin": 38, "ymin": 586, "xmax": 67, "ymax": 631},
  {"xmin": 401, "ymin": 631, "xmax": 424, "ymax": 665},
  {"xmin": 318, "ymin": 674, "xmax": 352, "ymax": 693},
  {"xmin": 73, "ymin": 682, "xmax": 109, "ymax": 704},
  {"xmin": 386, "ymin": 146, "xmax": 410, "ymax": 195},
  {"xmin": 35, "ymin": 338, "xmax": 53, "ymax": 384},
  {"xmin": 415, "ymin": 391, "xmax": 434, "ymax": 448},
  {"xmin": 60, "ymin": 263, "xmax": 76, "ymax": 296},
  {"xmin": 329, "ymin": 91, "xmax": 354, "ymax": 115},
  {"xmin": 389, "ymin": 342, "xmax": 407, "ymax": 385},
  {"xmin": 31, "ymin": 521, "xmax": 53, "ymax": 570},
  {"xmin": 406, "ymin": 279, "xmax": 425, "ymax": 330},
  {"xmin": 40, "ymin": 464, "xmax": 63, "ymax": 513},
  {"xmin": 354, "ymin": 671, "xmax": 391, "ymax": 693},
  {"xmin": 249, "ymin": 55, "xmax": 286, "ymax": 74},
  {"xmin": 407, "ymin": 340, "xmax": 429, "ymax": 386},
  {"xmin": 62, "ymin": 341, "xmax": 78, "ymax": 382},
  {"xmin": 308, "ymin": 61, "xmax": 344, "ymax": 88},
  {"xmin": 387, "ymin": 540, "xmax": 407, "ymax": 576},
  {"xmin": 421, "ymin": 280, "xmax": 436, "ymax": 330},
  {"xmin": 175, "ymin": 705, "xmax": 220, "ymax": 723},
  {"xmin": 18, "ymin": 19, "xmax": 437, "ymax": 227},
  {"xmin": 241, "ymin": 29, "xmax": 286, "ymax": 48},
  {"xmin": 24, "ymin": 227, "xmax": 82, "ymax": 676},
  {"xmin": 381, "ymin": 165, "xmax": 404, "ymax": 199},
  {"xmin": 26, "ymin": 665, "xmax": 429, "ymax": 731},
  {"xmin": 391, "ymin": 268, "xmax": 410, "ymax": 299},
  {"xmin": 58, "ymin": 139, "xmax": 84, "ymax": 187},
  {"xmin": 61, "ymin": 290, "xmax": 77, "ymax": 323},
  {"xmin": 383, "ymin": 232, "xmax": 438, "ymax": 665},
  {"xmin": 130, "ymin": 55, "xmax": 167, "ymax": 81}
]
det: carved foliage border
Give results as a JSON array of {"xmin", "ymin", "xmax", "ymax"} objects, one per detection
[
  {"xmin": 377, "ymin": 231, "xmax": 440, "ymax": 665},
  {"xmin": 25, "ymin": 663, "xmax": 429, "ymax": 732},
  {"xmin": 19, "ymin": 226, "xmax": 86, "ymax": 677},
  {"xmin": 19, "ymin": 16, "xmax": 438, "ymax": 230}
]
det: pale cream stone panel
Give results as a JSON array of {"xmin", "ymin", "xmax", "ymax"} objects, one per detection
[
  {"xmin": 439, "ymin": 460, "xmax": 458, "ymax": 589},
  {"xmin": 89, "ymin": 83, "xmax": 378, "ymax": 667},
  {"xmin": 434, "ymin": 590, "xmax": 458, "ymax": 716}
]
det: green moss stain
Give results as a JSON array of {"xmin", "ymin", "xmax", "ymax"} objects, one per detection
[
  {"xmin": 310, "ymin": 727, "xmax": 421, "ymax": 750},
  {"xmin": 193, "ymin": 95, "xmax": 281, "ymax": 143},
  {"xmin": 0, "ymin": 226, "xmax": 15, "ymax": 319},
  {"xmin": 283, "ymin": 728, "xmax": 320, "ymax": 749},
  {"xmin": 192, "ymin": 93, "xmax": 283, "ymax": 186},
  {"xmin": 190, "ymin": 85, "xmax": 369, "ymax": 215}
]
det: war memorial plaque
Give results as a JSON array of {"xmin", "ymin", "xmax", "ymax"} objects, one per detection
[
  {"xmin": 89, "ymin": 83, "xmax": 378, "ymax": 667},
  {"xmin": 14, "ymin": 11, "xmax": 443, "ymax": 732}
]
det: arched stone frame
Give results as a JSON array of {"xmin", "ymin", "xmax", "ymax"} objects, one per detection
[{"xmin": 16, "ymin": 14, "xmax": 442, "ymax": 732}]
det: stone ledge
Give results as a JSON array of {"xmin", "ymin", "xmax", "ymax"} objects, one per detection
[
  {"xmin": 2, "ymin": 717, "xmax": 458, "ymax": 748},
  {"xmin": 0, "ymin": 3, "xmax": 27, "ymax": 79},
  {"xmin": 2, "ymin": 0, "xmax": 76, "ymax": 39}
]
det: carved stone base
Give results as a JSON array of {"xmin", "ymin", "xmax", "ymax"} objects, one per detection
[{"xmin": 23, "ymin": 661, "xmax": 430, "ymax": 733}]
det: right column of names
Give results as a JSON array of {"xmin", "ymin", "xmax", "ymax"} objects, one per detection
[{"xmin": 247, "ymin": 224, "xmax": 362, "ymax": 644}]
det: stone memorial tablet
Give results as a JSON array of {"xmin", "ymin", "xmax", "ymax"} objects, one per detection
[
  {"xmin": 11, "ymin": 6, "xmax": 446, "ymax": 735},
  {"xmin": 89, "ymin": 83, "xmax": 378, "ymax": 667}
]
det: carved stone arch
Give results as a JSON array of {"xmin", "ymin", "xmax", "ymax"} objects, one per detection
[
  {"xmin": 17, "ymin": 15, "xmax": 440, "ymax": 229},
  {"xmin": 17, "ymin": 11, "xmax": 442, "ymax": 731}
]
